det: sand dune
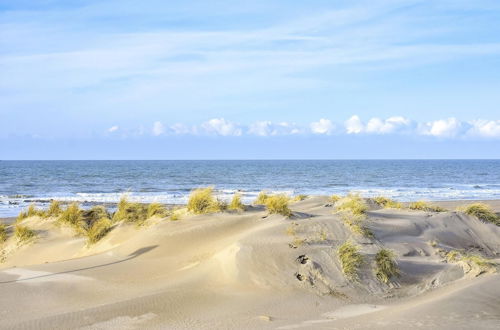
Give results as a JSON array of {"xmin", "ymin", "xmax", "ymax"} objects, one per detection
[{"xmin": 1, "ymin": 197, "xmax": 499, "ymax": 329}]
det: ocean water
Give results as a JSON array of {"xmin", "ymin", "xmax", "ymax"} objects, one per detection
[{"xmin": 1, "ymin": 160, "xmax": 499, "ymax": 217}]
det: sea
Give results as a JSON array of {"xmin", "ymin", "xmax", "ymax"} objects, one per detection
[{"xmin": 1, "ymin": 160, "xmax": 499, "ymax": 217}]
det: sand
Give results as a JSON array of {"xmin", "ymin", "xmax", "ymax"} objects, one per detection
[{"xmin": 1, "ymin": 197, "xmax": 499, "ymax": 329}]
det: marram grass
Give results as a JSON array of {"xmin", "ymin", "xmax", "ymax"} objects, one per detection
[
  {"xmin": 113, "ymin": 197, "xmax": 149, "ymax": 224},
  {"xmin": 372, "ymin": 196, "xmax": 403, "ymax": 209},
  {"xmin": 45, "ymin": 200, "xmax": 62, "ymax": 218},
  {"xmin": 228, "ymin": 193, "xmax": 245, "ymax": 211},
  {"xmin": 335, "ymin": 193, "xmax": 368, "ymax": 215},
  {"xmin": 374, "ymin": 248, "xmax": 400, "ymax": 284},
  {"xmin": 337, "ymin": 240, "xmax": 364, "ymax": 281},
  {"xmin": 14, "ymin": 224, "xmax": 36, "ymax": 243},
  {"xmin": 340, "ymin": 211, "xmax": 373, "ymax": 238},
  {"xmin": 254, "ymin": 191, "xmax": 270, "ymax": 205},
  {"xmin": 0, "ymin": 224, "xmax": 7, "ymax": 243},
  {"xmin": 147, "ymin": 203, "xmax": 169, "ymax": 218},
  {"xmin": 408, "ymin": 201, "xmax": 446, "ymax": 212},
  {"xmin": 265, "ymin": 194, "xmax": 292, "ymax": 217},
  {"xmin": 187, "ymin": 187, "xmax": 223, "ymax": 214},
  {"xmin": 292, "ymin": 194, "xmax": 308, "ymax": 202},
  {"xmin": 458, "ymin": 203, "xmax": 500, "ymax": 226}
]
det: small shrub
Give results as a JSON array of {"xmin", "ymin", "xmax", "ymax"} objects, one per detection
[
  {"xmin": 59, "ymin": 203, "xmax": 84, "ymax": 228},
  {"xmin": 265, "ymin": 194, "xmax": 292, "ymax": 217},
  {"xmin": 335, "ymin": 193, "xmax": 368, "ymax": 215},
  {"xmin": 374, "ymin": 248, "xmax": 400, "ymax": 284},
  {"xmin": 293, "ymin": 194, "xmax": 308, "ymax": 202},
  {"xmin": 15, "ymin": 225, "xmax": 36, "ymax": 243},
  {"xmin": 45, "ymin": 200, "xmax": 63, "ymax": 218},
  {"xmin": 254, "ymin": 191, "xmax": 270, "ymax": 205},
  {"xmin": 459, "ymin": 203, "xmax": 499, "ymax": 226},
  {"xmin": 0, "ymin": 224, "xmax": 7, "ymax": 243},
  {"xmin": 228, "ymin": 193, "xmax": 245, "ymax": 211},
  {"xmin": 187, "ymin": 187, "xmax": 222, "ymax": 214},
  {"xmin": 147, "ymin": 203, "xmax": 169, "ymax": 218},
  {"xmin": 337, "ymin": 241, "xmax": 364, "ymax": 281},
  {"xmin": 408, "ymin": 201, "xmax": 446, "ymax": 212},
  {"xmin": 372, "ymin": 196, "xmax": 403, "ymax": 209}
]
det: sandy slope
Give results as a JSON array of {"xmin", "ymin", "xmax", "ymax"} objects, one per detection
[{"xmin": 0, "ymin": 197, "xmax": 499, "ymax": 329}]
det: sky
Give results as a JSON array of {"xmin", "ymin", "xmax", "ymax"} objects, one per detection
[{"xmin": 1, "ymin": 0, "xmax": 500, "ymax": 159}]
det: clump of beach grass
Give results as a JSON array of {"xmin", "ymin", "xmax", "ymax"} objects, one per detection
[
  {"xmin": 330, "ymin": 194, "xmax": 342, "ymax": 203},
  {"xmin": 254, "ymin": 191, "xmax": 270, "ymax": 205},
  {"xmin": 112, "ymin": 197, "xmax": 149, "ymax": 225},
  {"xmin": 340, "ymin": 212, "xmax": 373, "ymax": 238},
  {"xmin": 80, "ymin": 217, "xmax": 112, "ymax": 245},
  {"xmin": 14, "ymin": 225, "xmax": 36, "ymax": 243},
  {"xmin": 408, "ymin": 201, "xmax": 446, "ymax": 212},
  {"xmin": 187, "ymin": 187, "xmax": 223, "ymax": 214},
  {"xmin": 58, "ymin": 202, "xmax": 84, "ymax": 228},
  {"xmin": 265, "ymin": 194, "xmax": 292, "ymax": 217},
  {"xmin": 228, "ymin": 193, "xmax": 245, "ymax": 211},
  {"xmin": 372, "ymin": 196, "xmax": 403, "ymax": 209},
  {"xmin": 458, "ymin": 203, "xmax": 500, "ymax": 226},
  {"xmin": 446, "ymin": 250, "xmax": 496, "ymax": 274},
  {"xmin": 374, "ymin": 248, "xmax": 400, "ymax": 284},
  {"xmin": 44, "ymin": 200, "xmax": 63, "ymax": 218},
  {"xmin": 293, "ymin": 194, "xmax": 308, "ymax": 202},
  {"xmin": 335, "ymin": 193, "xmax": 368, "ymax": 215},
  {"xmin": 0, "ymin": 224, "xmax": 7, "ymax": 243},
  {"xmin": 147, "ymin": 203, "xmax": 169, "ymax": 218},
  {"xmin": 337, "ymin": 240, "xmax": 364, "ymax": 281},
  {"xmin": 16, "ymin": 204, "xmax": 44, "ymax": 222}
]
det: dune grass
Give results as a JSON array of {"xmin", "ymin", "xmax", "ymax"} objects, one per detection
[
  {"xmin": 228, "ymin": 193, "xmax": 245, "ymax": 211},
  {"xmin": 335, "ymin": 193, "xmax": 368, "ymax": 215},
  {"xmin": 408, "ymin": 201, "xmax": 446, "ymax": 212},
  {"xmin": 446, "ymin": 250, "xmax": 496, "ymax": 273},
  {"xmin": 0, "ymin": 224, "xmax": 7, "ymax": 243},
  {"xmin": 337, "ymin": 241, "xmax": 364, "ymax": 281},
  {"xmin": 80, "ymin": 217, "xmax": 112, "ymax": 245},
  {"xmin": 372, "ymin": 196, "xmax": 403, "ymax": 209},
  {"xmin": 147, "ymin": 202, "xmax": 169, "ymax": 218},
  {"xmin": 59, "ymin": 202, "xmax": 84, "ymax": 228},
  {"xmin": 16, "ymin": 204, "xmax": 44, "ymax": 222},
  {"xmin": 330, "ymin": 194, "xmax": 342, "ymax": 203},
  {"xmin": 458, "ymin": 203, "xmax": 500, "ymax": 226},
  {"xmin": 340, "ymin": 212, "xmax": 373, "ymax": 238},
  {"xmin": 374, "ymin": 248, "xmax": 400, "ymax": 284},
  {"xmin": 187, "ymin": 187, "xmax": 223, "ymax": 214},
  {"xmin": 14, "ymin": 225, "xmax": 36, "ymax": 243},
  {"xmin": 112, "ymin": 197, "xmax": 149, "ymax": 224},
  {"xmin": 254, "ymin": 191, "xmax": 270, "ymax": 205},
  {"xmin": 45, "ymin": 200, "xmax": 63, "ymax": 218},
  {"xmin": 265, "ymin": 194, "xmax": 292, "ymax": 217},
  {"xmin": 292, "ymin": 194, "xmax": 308, "ymax": 202}
]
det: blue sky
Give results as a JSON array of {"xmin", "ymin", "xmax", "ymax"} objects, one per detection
[{"xmin": 1, "ymin": 0, "xmax": 500, "ymax": 159}]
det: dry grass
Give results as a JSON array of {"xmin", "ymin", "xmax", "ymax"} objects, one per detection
[
  {"xmin": 147, "ymin": 203, "xmax": 169, "ymax": 218},
  {"xmin": 112, "ymin": 197, "xmax": 148, "ymax": 224},
  {"xmin": 408, "ymin": 201, "xmax": 446, "ymax": 212},
  {"xmin": 0, "ymin": 224, "xmax": 7, "ymax": 243},
  {"xmin": 337, "ymin": 240, "xmax": 364, "ymax": 281},
  {"xmin": 254, "ymin": 191, "xmax": 270, "ymax": 205},
  {"xmin": 14, "ymin": 225, "xmax": 36, "ymax": 243},
  {"xmin": 187, "ymin": 187, "xmax": 223, "ymax": 214},
  {"xmin": 45, "ymin": 200, "xmax": 62, "ymax": 218},
  {"xmin": 292, "ymin": 194, "xmax": 308, "ymax": 202},
  {"xmin": 170, "ymin": 212, "xmax": 181, "ymax": 221},
  {"xmin": 340, "ymin": 211, "xmax": 373, "ymax": 238},
  {"xmin": 59, "ymin": 203, "xmax": 84, "ymax": 228},
  {"xmin": 80, "ymin": 217, "xmax": 112, "ymax": 245},
  {"xmin": 458, "ymin": 203, "xmax": 500, "ymax": 226},
  {"xmin": 372, "ymin": 196, "xmax": 403, "ymax": 209},
  {"xmin": 285, "ymin": 222, "xmax": 298, "ymax": 236},
  {"xmin": 330, "ymin": 194, "xmax": 342, "ymax": 203},
  {"xmin": 292, "ymin": 237, "xmax": 306, "ymax": 247},
  {"xmin": 265, "ymin": 194, "xmax": 292, "ymax": 217},
  {"xmin": 374, "ymin": 248, "xmax": 400, "ymax": 284},
  {"xmin": 228, "ymin": 193, "xmax": 245, "ymax": 211},
  {"xmin": 16, "ymin": 204, "xmax": 44, "ymax": 222},
  {"xmin": 335, "ymin": 193, "xmax": 368, "ymax": 215},
  {"xmin": 446, "ymin": 250, "xmax": 496, "ymax": 273}
]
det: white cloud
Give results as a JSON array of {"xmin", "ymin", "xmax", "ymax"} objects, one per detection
[
  {"xmin": 467, "ymin": 119, "xmax": 500, "ymax": 138},
  {"xmin": 108, "ymin": 125, "xmax": 119, "ymax": 133},
  {"xmin": 201, "ymin": 118, "xmax": 242, "ymax": 136},
  {"xmin": 365, "ymin": 116, "xmax": 411, "ymax": 134},
  {"xmin": 170, "ymin": 123, "xmax": 192, "ymax": 135},
  {"xmin": 419, "ymin": 118, "xmax": 462, "ymax": 138},
  {"xmin": 345, "ymin": 115, "xmax": 364, "ymax": 134},
  {"xmin": 248, "ymin": 121, "xmax": 301, "ymax": 136},
  {"xmin": 310, "ymin": 119, "xmax": 335, "ymax": 134},
  {"xmin": 152, "ymin": 121, "xmax": 165, "ymax": 136}
]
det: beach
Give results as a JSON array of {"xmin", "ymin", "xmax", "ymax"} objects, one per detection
[{"xmin": 1, "ymin": 196, "xmax": 499, "ymax": 329}]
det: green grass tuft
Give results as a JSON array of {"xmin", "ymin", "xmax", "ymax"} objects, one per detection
[
  {"xmin": 265, "ymin": 194, "xmax": 292, "ymax": 217},
  {"xmin": 254, "ymin": 191, "xmax": 270, "ymax": 205},
  {"xmin": 147, "ymin": 203, "xmax": 169, "ymax": 218},
  {"xmin": 458, "ymin": 203, "xmax": 500, "ymax": 225},
  {"xmin": 187, "ymin": 187, "xmax": 222, "ymax": 214},
  {"xmin": 228, "ymin": 193, "xmax": 245, "ymax": 211},
  {"xmin": 337, "ymin": 240, "xmax": 364, "ymax": 281},
  {"xmin": 374, "ymin": 248, "xmax": 400, "ymax": 284},
  {"xmin": 0, "ymin": 224, "xmax": 7, "ymax": 243},
  {"xmin": 14, "ymin": 225, "xmax": 36, "ymax": 243},
  {"xmin": 408, "ymin": 201, "xmax": 446, "ymax": 212},
  {"xmin": 335, "ymin": 193, "xmax": 368, "ymax": 215},
  {"xmin": 372, "ymin": 196, "xmax": 403, "ymax": 209}
]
